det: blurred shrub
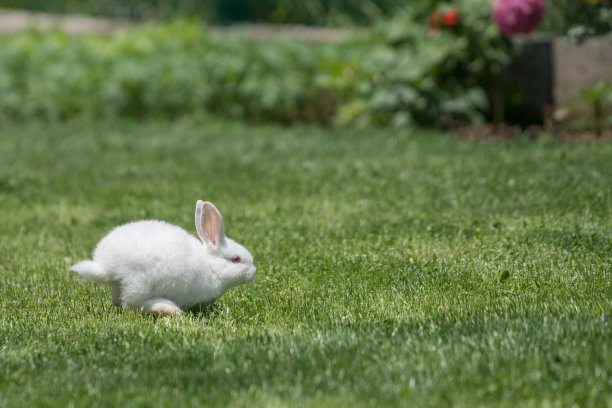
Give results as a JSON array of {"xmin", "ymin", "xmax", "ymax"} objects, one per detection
[
  {"xmin": 5, "ymin": 0, "xmax": 611, "ymax": 36},
  {"xmin": 0, "ymin": 2, "xmax": 515, "ymax": 128},
  {"xmin": 540, "ymin": 0, "xmax": 612, "ymax": 40},
  {"xmin": 0, "ymin": 0, "xmax": 212, "ymax": 20},
  {"xmin": 335, "ymin": 0, "xmax": 515, "ymax": 127},
  {"xmin": 0, "ymin": 22, "xmax": 335, "ymax": 122},
  {"xmin": 1, "ymin": 0, "xmax": 407, "ymax": 25},
  {"xmin": 215, "ymin": 0, "xmax": 405, "ymax": 25}
]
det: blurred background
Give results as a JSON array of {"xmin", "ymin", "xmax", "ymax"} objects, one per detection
[
  {"xmin": 0, "ymin": 0, "xmax": 611, "ymax": 138},
  {"xmin": 1, "ymin": 0, "xmax": 609, "ymax": 28}
]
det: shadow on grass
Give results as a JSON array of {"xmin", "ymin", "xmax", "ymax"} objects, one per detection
[
  {"xmin": 93, "ymin": 302, "xmax": 221, "ymax": 320},
  {"xmin": 185, "ymin": 302, "xmax": 221, "ymax": 319}
]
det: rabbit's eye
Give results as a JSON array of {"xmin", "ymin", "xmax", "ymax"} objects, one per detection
[{"xmin": 231, "ymin": 256, "xmax": 241, "ymax": 263}]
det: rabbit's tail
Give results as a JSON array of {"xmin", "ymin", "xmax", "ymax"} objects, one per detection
[{"xmin": 70, "ymin": 260, "xmax": 109, "ymax": 283}]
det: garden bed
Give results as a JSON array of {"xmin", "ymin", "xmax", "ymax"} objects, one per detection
[{"xmin": 0, "ymin": 8, "xmax": 610, "ymax": 135}]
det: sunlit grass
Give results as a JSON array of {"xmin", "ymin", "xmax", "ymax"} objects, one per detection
[{"xmin": 0, "ymin": 118, "xmax": 610, "ymax": 407}]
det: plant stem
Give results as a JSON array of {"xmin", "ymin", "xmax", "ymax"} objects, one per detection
[
  {"xmin": 594, "ymin": 100, "xmax": 602, "ymax": 138},
  {"xmin": 492, "ymin": 89, "xmax": 504, "ymax": 125}
]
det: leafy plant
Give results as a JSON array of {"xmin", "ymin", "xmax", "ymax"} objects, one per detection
[
  {"xmin": 0, "ymin": 10, "xmax": 519, "ymax": 129},
  {"xmin": 579, "ymin": 81, "xmax": 612, "ymax": 137},
  {"xmin": 1, "ymin": 0, "xmax": 410, "ymax": 25},
  {"xmin": 540, "ymin": 0, "xmax": 612, "ymax": 41},
  {"xmin": 0, "ymin": 22, "xmax": 334, "ymax": 123},
  {"xmin": 0, "ymin": 0, "xmax": 215, "ymax": 20},
  {"xmin": 335, "ymin": 0, "xmax": 516, "ymax": 128}
]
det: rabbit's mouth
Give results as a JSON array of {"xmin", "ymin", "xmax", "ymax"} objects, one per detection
[{"xmin": 247, "ymin": 267, "xmax": 257, "ymax": 281}]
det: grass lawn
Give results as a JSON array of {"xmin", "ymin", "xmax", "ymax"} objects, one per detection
[{"xmin": 0, "ymin": 118, "xmax": 610, "ymax": 407}]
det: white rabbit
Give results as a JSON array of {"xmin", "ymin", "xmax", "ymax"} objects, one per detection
[{"xmin": 70, "ymin": 201, "xmax": 256, "ymax": 315}]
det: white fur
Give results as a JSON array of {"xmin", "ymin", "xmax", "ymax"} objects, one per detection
[{"xmin": 70, "ymin": 201, "xmax": 256, "ymax": 315}]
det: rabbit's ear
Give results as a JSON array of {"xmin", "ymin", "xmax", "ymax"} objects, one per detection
[
  {"xmin": 195, "ymin": 200, "xmax": 205, "ymax": 241},
  {"xmin": 196, "ymin": 201, "xmax": 226, "ymax": 250}
]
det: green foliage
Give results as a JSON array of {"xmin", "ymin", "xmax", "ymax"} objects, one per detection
[
  {"xmin": 1, "ymin": 118, "xmax": 611, "ymax": 407},
  {"xmin": 0, "ymin": 22, "xmax": 334, "ymax": 123},
  {"xmin": 2, "ymin": 0, "xmax": 408, "ymax": 25},
  {"xmin": 0, "ymin": 4, "xmax": 515, "ymax": 128},
  {"xmin": 578, "ymin": 81, "xmax": 612, "ymax": 137},
  {"xmin": 1, "ymin": 0, "xmax": 213, "ymax": 20},
  {"xmin": 215, "ymin": 0, "xmax": 407, "ymax": 25},
  {"xmin": 5, "ymin": 0, "xmax": 611, "ymax": 36},
  {"xmin": 336, "ymin": 0, "xmax": 515, "ymax": 128},
  {"xmin": 540, "ymin": 0, "xmax": 612, "ymax": 40},
  {"xmin": 580, "ymin": 80, "xmax": 612, "ymax": 104}
]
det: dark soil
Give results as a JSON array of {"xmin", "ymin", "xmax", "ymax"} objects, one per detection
[{"xmin": 455, "ymin": 123, "xmax": 612, "ymax": 142}]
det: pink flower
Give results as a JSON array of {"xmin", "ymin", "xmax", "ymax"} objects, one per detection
[{"xmin": 493, "ymin": 0, "xmax": 546, "ymax": 35}]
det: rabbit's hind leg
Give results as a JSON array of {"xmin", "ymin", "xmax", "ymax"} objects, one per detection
[
  {"xmin": 142, "ymin": 298, "xmax": 182, "ymax": 315},
  {"xmin": 109, "ymin": 281, "xmax": 122, "ymax": 307}
]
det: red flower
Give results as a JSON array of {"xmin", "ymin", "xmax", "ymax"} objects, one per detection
[{"xmin": 443, "ymin": 9, "xmax": 460, "ymax": 27}]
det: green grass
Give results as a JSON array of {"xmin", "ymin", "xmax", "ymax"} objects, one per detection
[{"xmin": 0, "ymin": 118, "xmax": 610, "ymax": 407}]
